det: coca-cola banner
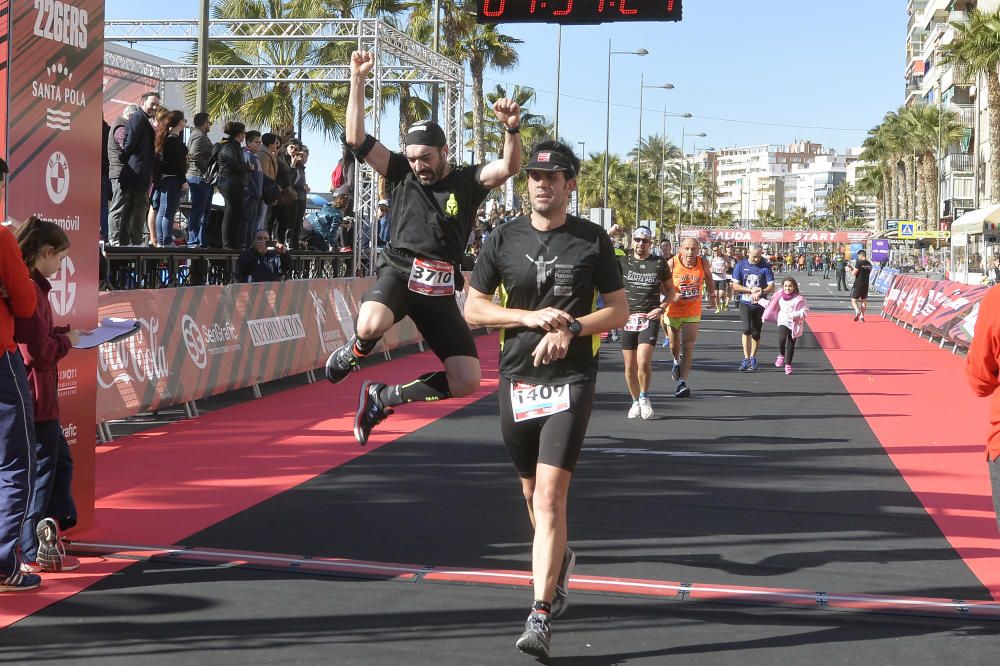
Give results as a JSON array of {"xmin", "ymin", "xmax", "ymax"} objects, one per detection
[
  {"xmin": 679, "ymin": 228, "xmax": 872, "ymax": 244},
  {"xmin": 5, "ymin": 0, "xmax": 103, "ymax": 527},
  {"xmin": 97, "ymin": 276, "xmax": 475, "ymax": 424}
]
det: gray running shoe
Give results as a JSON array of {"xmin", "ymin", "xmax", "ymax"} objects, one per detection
[
  {"xmin": 550, "ymin": 546, "xmax": 576, "ymax": 619},
  {"xmin": 325, "ymin": 339, "xmax": 359, "ymax": 384},
  {"xmin": 670, "ymin": 362, "xmax": 680, "ymax": 382},
  {"xmin": 35, "ymin": 518, "xmax": 62, "ymax": 572},
  {"xmin": 675, "ymin": 381, "xmax": 690, "ymax": 398},
  {"xmin": 515, "ymin": 611, "xmax": 551, "ymax": 658}
]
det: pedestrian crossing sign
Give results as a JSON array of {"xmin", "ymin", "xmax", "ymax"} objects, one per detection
[{"xmin": 899, "ymin": 223, "xmax": 915, "ymax": 238}]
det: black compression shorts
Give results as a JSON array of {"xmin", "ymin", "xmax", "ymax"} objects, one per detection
[
  {"xmin": 851, "ymin": 283, "xmax": 869, "ymax": 300},
  {"xmin": 739, "ymin": 301, "xmax": 765, "ymax": 340},
  {"xmin": 499, "ymin": 378, "xmax": 595, "ymax": 478},
  {"xmin": 364, "ymin": 264, "xmax": 478, "ymax": 361},
  {"xmin": 620, "ymin": 318, "xmax": 661, "ymax": 350}
]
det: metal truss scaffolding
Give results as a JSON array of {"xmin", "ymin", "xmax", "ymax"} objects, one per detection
[{"xmin": 106, "ymin": 19, "xmax": 465, "ymax": 277}]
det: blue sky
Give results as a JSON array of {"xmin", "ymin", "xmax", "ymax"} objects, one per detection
[{"xmin": 106, "ymin": 1, "xmax": 905, "ymax": 190}]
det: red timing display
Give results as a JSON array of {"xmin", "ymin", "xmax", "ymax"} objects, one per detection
[{"xmin": 477, "ymin": 0, "xmax": 682, "ymax": 24}]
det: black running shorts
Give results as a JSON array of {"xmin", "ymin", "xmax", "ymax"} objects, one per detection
[
  {"xmin": 620, "ymin": 318, "xmax": 661, "ymax": 350},
  {"xmin": 739, "ymin": 301, "xmax": 765, "ymax": 340},
  {"xmin": 851, "ymin": 283, "xmax": 869, "ymax": 300},
  {"xmin": 364, "ymin": 264, "xmax": 478, "ymax": 361},
  {"xmin": 498, "ymin": 377, "xmax": 595, "ymax": 478}
]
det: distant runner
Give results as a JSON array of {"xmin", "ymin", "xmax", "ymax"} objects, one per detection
[
  {"xmin": 851, "ymin": 249, "xmax": 872, "ymax": 322},
  {"xmin": 664, "ymin": 237, "xmax": 716, "ymax": 397}
]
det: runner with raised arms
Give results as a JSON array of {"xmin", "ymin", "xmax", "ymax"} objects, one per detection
[
  {"xmin": 324, "ymin": 49, "xmax": 522, "ymax": 445},
  {"xmin": 464, "ymin": 140, "xmax": 628, "ymax": 659}
]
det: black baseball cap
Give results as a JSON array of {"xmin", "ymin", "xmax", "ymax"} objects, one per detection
[
  {"xmin": 403, "ymin": 121, "xmax": 447, "ymax": 148},
  {"xmin": 524, "ymin": 148, "xmax": 575, "ymax": 175}
]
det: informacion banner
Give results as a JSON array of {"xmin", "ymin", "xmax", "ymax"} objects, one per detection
[
  {"xmin": 96, "ymin": 276, "xmax": 477, "ymax": 424},
  {"xmin": 679, "ymin": 228, "xmax": 872, "ymax": 244},
  {"xmin": 5, "ymin": 0, "xmax": 103, "ymax": 527}
]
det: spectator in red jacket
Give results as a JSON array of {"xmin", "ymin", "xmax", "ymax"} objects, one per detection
[
  {"xmin": 967, "ymin": 286, "xmax": 1000, "ymax": 534},
  {"xmin": 0, "ymin": 158, "xmax": 41, "ymax": 592}
]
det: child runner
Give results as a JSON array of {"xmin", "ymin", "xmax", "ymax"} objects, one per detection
[
  {"xmin": 14, "ymin": 217, "xmax": 82, "ymax": 573},
  {"xmin": 763, "ymin": 276, "xmax": 809, "ymax": 375}
]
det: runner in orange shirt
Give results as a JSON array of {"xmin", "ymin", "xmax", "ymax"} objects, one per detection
[{"xmin": 664, "ymin": 237, "xmax": 716, "ymax": 397}]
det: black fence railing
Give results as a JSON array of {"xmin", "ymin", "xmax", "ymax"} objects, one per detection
[{"xmin": 104, "ymin": 247, "xmax": 355, "ymax": 290}]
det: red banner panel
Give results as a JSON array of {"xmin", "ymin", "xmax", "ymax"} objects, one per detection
[{"xmin": 6, "ymin": 0, "xmax": 103, "ymax": 528}]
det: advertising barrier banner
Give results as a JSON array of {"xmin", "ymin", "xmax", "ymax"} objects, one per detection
[
  {"xmin": 6, "ymin": 0, "xmax": 103, "ymax": 527},
  {"xmin": 97, "ymin": 275, "xmax": 475, "ymax": 423},
  {"xmin": 882, "ymin": 274, "xmax": 990, "ymax": 349}
]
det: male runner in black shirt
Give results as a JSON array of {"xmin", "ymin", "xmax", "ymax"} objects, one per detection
[
  {"xmin": 465, "ymin": 141, "xmax": 628, "ymax": 658},
  {"xmin": 325, "ymin": 49, "xmax": 522, "ymax": 445},
  {"xmin": 620, "ymin": 226, "xmax": 673, "ymax": 419},
  {"xmin": 851, "ymin": 249, "xmax": 873, "ymax": 322}
]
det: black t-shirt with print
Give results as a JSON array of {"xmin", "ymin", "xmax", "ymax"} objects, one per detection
[
  {"xmin": 621, "ymin": 255, "xmax": 670, "ymax": 314},
  {"xmin": 383, "ymin": 152, "xmax": 490, "ymax": 265},
  {"xmin": 854, "ymin": 259, "xmax": 872, "ymax": 283},
  {"xmin": 471, "ymin": 215, "xmax": 624, "ymax": 385}
]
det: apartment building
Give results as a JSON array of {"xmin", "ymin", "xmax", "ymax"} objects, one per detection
[
  {"xmin": 783, "ymin": 151, "xmax": 851, "ymax": 218},
  {"xmin": 715, "ymin": 141, "xmax": 824, "ymax": 219},
  {"xmin": 905, "ymin": 0, "xmax": 997, "ymax": 217}
]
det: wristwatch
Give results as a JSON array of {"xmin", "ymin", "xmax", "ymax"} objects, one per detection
[
  {"xmin": 505, "ymin": 125, "xmax": 521, "ymax": 134},
  {"xmin": 567, "ymin": 318, "xmax": 583, "ymax": 337}
]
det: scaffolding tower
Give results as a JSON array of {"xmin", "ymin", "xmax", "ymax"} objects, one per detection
[{"xmin": 105, "ymin": 18, "xmax": 465, "ymax": 277}]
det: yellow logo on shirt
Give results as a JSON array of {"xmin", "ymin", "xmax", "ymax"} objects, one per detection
[{"xmin": 445, "ymin": 193, "xmax": 459, "ymax": 216}]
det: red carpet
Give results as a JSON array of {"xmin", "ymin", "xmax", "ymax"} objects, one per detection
[
  {"xmin": 811, "ymin": 312, "xmax": 1000, "ymax": 599},
  {"xmin": 0, "ymin": 336, "xmax": 501, "ymax": 629}
]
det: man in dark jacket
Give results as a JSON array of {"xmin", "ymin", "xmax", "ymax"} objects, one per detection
[
  {"xmin": 116, "ymin": 92, "xmax": 160, "ymax": 245},
  {"xmin": 106, "ymin": 104, "xmax": 142, "ymax": 246},
  {"xmin": 185, "ymin": 112, "xmax": 214, "ymax": 248},
  {"xmin": 238, "ymin": 230, "xmax": 291, "ymax": 282}
]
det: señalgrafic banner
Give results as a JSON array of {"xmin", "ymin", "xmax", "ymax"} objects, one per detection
[
  {"xmin": 95, "ymin": 277, "xmax": 475, "ymax": 424},
  {"xmin": 4, "ymin": 0, "xmax": 103, "ymax": 527}
]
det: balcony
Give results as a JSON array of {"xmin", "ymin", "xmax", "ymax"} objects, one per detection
[
  {"xmin": 946, "ymin": 103, "xmax": 975, "ymax": 127},
  {"xmin": 941, "ymin": 153, "xmax": 973, "ymax": 173}
]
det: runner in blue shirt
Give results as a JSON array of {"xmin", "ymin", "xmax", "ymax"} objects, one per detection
[{"xmin": 732, "ymin": 244, "xmax": 775, "ymax": 371}]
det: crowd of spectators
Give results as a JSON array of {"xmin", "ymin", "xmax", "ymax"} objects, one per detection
[{"xmin": 104, "ymin": 92, "xmax": 317, "ymax": 266}]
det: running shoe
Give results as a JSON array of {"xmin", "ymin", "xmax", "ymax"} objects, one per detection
[
  {"xmin": 774, "ymin": 355, "xmax": 784, "ymax": 368},
  {"xmin": 550, "ymin": 546, "xmax": 576, "ymax": 619},
  {"xmin": 671, "ymin": 362, "xmax": 681, "ymax": 381},
  {"xmin": 749, "ymin": 357, "xmax": 758, "ymax": 372},
  {"xmin": 21, "ymin": 555, "xmax": 80, "ymax": 574},
  {"xmin": 853, "ymin": 312, "xmax": 860, "ymax": 322},
  {"xmin": 515, "ymin": 611, "xmax": 551, "ymax": 658},
  {"xmin": 739, "ymin": 358, "xmax": 751, "ymax": 371},
  {"xmin": 325, "ymin": 339, "xmax": 359, "ymax": 384},
  {"xmin": 36, "ymin": 518, "xmax": 64, "ymax": 571},
  {"xmin": 785, "ymin": 364, "xmax": 794, "ymax": 375},
  {"xmin": 627, "ymin": 401, "xmax": 641, "ymax": 419},
  {"xmin": 354, "ymin": 381, "xmax": 393, "ymax": 446},
  {"xmin": 639, "ymin": 397, "xmax": 654, "ymax": 419},
  {"xmin": 0, "ymin": 571, "xmax": 41, "ymax": 591},
  {"xmin": 859, "ymin": 314, "xmax": 865, "ymax": 322},
  {"xmin": 675, "ymin": 381, "xmax": 690, "ymax": 398}
]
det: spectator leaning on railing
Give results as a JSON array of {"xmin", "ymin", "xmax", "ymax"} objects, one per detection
[{"xmin": 237, "ymin": 230, "xmax": 291, "ymax": 283}]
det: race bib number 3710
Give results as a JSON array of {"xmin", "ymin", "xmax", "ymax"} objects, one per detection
[
  {"xmin": 408, "ymin": 258, "xmax": 455, "ymax": 296},
  {"xmin": 511, "ymin": 381, "xmax": 571, "ymax": 422}
]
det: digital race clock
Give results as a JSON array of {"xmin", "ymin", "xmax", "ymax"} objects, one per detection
[{"xmin": 476, "ymin": 0, "xmax": 682, "ymax": 24}]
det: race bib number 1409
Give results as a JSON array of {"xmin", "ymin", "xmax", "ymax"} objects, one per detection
[{"xmin": 510, "ymin": 381, "xmax": 571, "ymax": 422}]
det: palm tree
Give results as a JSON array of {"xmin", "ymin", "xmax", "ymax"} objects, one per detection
[
  {"xmin": 861, "ymin": 127, "xmax": 894, "ymax": 223},
  {"xmin": 463, "ymin": 25, "xmax": 522, "ymax": 163},
  {"xmin": 855, "ymin": 165, "xmax": 885, "ymax": 230},
  {"xmin": 904, "ymin": 103, "xmax": 965, "ymax": 230},
  {"xmin": 826, "ymin": 181, "xmax": 855, "ymax": 224},
  {"xmin": 939, "ymin": 7, "xmax": 1000, "ymax": 202},
  {"xmin": 467, "ymin": 84, "xmax": 550, "ymax": 160},
  {"xmin": 575, "ymin": 153, "xmax": 610, "ymax": 212}
]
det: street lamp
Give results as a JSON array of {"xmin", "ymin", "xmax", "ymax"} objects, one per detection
[
  {"xmin": 660, "ymin": 110, "xmax": 692, "ymax": 236},
  {"xmin": 603, "ymin": 42, "xmax": 648, "ymax": 210},
  {"xmin": 636, "ymin": 76, "xmax": 674, "ymax": 229},
  {"xmin": 676, "ymin": 129, "xmax": 706, "ymax": 229}
]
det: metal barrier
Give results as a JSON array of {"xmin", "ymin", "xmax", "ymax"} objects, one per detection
[{"xmin": 104, "ymin": 247, "xmax": 354, "ymax": 289}]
